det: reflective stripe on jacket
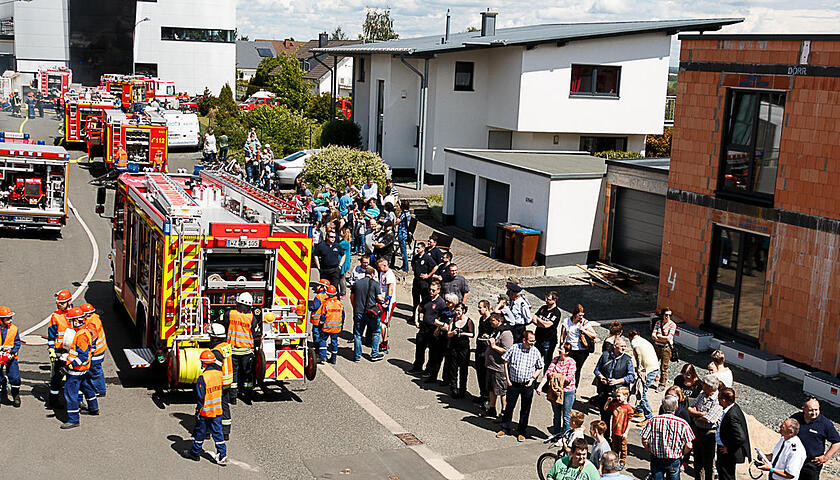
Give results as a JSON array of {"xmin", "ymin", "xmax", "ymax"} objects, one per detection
[
  {"xmin": 320, "ymin": 298, "xmax": 344, "ymax": 334},
  {"xmin": 310, "ymin": 293, "xmax": 327, "ymax": 325},
  {"xmin": 198, "ymin": 368, "xmax": 223, "ymax": 417},
  {"xmin": 48, "ymin": 310, "xmax": 69, "ymax": 350},
  {"xmin": 227, "ymin": 310, "xmax": 254, "ymax": 349},
  {"xmin": 66, "ymin": 324, "xmax": 95, "ymax": 373},
  {"xmin": 87, "ymin": 313, "xmax": 107, "ymax": 360},
  {"xmin": 212, "ymin": 342, "xmax": 234, "ymax": 386},
  {"xmin": 1, "ymin": 324, "xmax": 20, "ymax": 357}
]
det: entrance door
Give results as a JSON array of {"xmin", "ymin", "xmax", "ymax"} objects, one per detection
[
  {"xmin": 483, "ymin": 179, "xmax": 509, "ymax": 241},
  {"xmin": 611, "ymin": 188, "xmax": 666, "ymax": 275},
  {"xmin": 453, "ymin": 171, "xmax": 475, "ymax": 231},
  {"xmin": 375, "ymin": 80, "xmax": 385, "ymax": 156},
  {"xmin": 705, "ymin": 226, "xmax": 769, "ymax": 342}
]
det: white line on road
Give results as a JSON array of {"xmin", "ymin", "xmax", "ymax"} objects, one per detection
[
  {"xmin": 21, "ymin": 197, "xmax": 100, "ymax": 336},
  {"xmin": 321, "ymin": 364, "xmax": 465, "ymax": 480}
]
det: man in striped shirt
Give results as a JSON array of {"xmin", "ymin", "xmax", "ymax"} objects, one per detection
[{"xmin": 641, "ymin": 395, "xmax": 696, "ymax": 480}]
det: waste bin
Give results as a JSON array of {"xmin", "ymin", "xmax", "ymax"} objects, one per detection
[
  {"xmin": 513, "ymin": 228, "xmax": 541, "ymax": 267},
  {"xmin": 494, "ymin": 223, "xmax": 513, "ymax": 259},
  {"xmin": 503, "ymin": 224, "xmax": 520, "ymax": 262}
]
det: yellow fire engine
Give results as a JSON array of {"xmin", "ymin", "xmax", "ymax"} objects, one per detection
[{"xmin": 98, "ymin": 169, "xmax": 316, "ymax": 389}]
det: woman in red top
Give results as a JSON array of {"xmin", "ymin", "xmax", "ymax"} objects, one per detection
[{"xmin": 538, "ymin": 342, "xmax": 576, "ymax": 440}]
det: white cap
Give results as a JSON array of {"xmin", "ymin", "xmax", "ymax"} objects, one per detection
[
  {"xmin": 208, "ymin": 323, "xmax": 226, "ymax": 338},
  {"xmin": 237, "ymin": 292, "xmax": 254, "ymax": 306}
]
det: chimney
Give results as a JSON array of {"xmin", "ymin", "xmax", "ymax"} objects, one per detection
[
  {"xmin": 318, "ymin": 32, "xmax": 328, "ymax": 48},
  {"xmin": 444, "ymin": 9, "xmax": 451, "ymax": 44},
  {"xmin": 480, "ymin": 9, "xmax": 497, "ymax": 37}
]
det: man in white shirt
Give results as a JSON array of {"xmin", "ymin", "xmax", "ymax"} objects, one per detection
[
  {"xmin": 759, "ymin": 418, "xmax": 807, "ymax": 480},
  {"xmin": 349, "ymin": 256, "xmax": 369, "ymax": 286},
  {"xmin": 360, "ymin": 177, "xmax": 378, "ymax": 203}
]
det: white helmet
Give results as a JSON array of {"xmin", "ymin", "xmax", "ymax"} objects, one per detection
[
  {"xmin": 208, "ymin": 323, "xmax": 226, "ymax": 338},
  {"xmin": 236, "ymin": 292, "xmax": 254, "ymax": 306}
]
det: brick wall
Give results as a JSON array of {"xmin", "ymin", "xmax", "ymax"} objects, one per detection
[{"xmin": 660, "ymin": 37, "xmax": 840, "ymax": 374}]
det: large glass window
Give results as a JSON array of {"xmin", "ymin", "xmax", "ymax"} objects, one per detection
[
  {"xmin": 719, "ymin": 90, "xmax": 785, "ymax": 201},
  {"xmin": 580, "ymin": 136, "xmax": 627, "ymax": 154},
  {"xmin": 161, "ymin": 27, "xmax": 234, "ymax": 43},
  {"xmin": 706, "ymin": 226, "xmax": 769, "ymax": 342},
  {"xmin": 570, "ymin": 65, "xmax": 620, "ymax": 96},
  {"xmin": 454, "ymin": 62, "xmax": 474, "ymax": 91}
]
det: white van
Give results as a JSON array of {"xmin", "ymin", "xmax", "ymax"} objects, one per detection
[{"xmin": 160, "ymin": 109, "xmax": 200, "ymax": 149}]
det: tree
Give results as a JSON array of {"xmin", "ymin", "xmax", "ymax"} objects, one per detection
[
  {"xmin": 247, "ymin": 105, "xmax": 317, "ymax": 156},
  {"xmin": 466, "ymin": 26, "xmax": 479, "ymax": 32},
  {"xmin": 361, "ymin": 9, "xmax": 398, "ymax": 42},
  {"xmin": 251, "ymin": 56, "xmax": 282, "ymax": 89},
  {"xmin": 238, "ymin": 34, "xmax": 249, "ymax": 41},
  {"xmin": 645, "ymin": 127, "xmax": 672, "ymax": 158},
  {"xmin": 306, "ymin": 93, "xmax": 332, "ymax": 123},
  {"xmin": 331, "ymin": 26, "xmax": 348, "ymax": 40},
  {"xmin": 217, "ymin": 83, "xmax": 238, "ymax": 116},
  {"xmin": 320, "ymin": 119, "xmax": 362, "ymax": 148},
  {"xmin": 267, "ymin": 53, "xmax": 312, "ymax": 111}
]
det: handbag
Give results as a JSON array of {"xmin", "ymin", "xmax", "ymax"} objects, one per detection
[
  {"xmin": 670, "ymin": 342, "xmax": 679, "ymax": 362},
  {"xmin": 579, "ymin": 321, "xmax": 595, "ymax": 353},
  {"xmin": 363, "ymin": 278, "xmax": 385, "ymax": 317}
]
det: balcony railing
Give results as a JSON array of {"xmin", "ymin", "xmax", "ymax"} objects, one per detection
[{"xmin": 665, "ymin": 95, "xmax": 675, "ymax": 126}]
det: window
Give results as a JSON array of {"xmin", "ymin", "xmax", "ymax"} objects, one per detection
[
  {"xmin": 357, "ymin": 57, "xmax": 365, "ymax": 83},
  {"xmin": 705, "ymin": 226, "xmax": 769, "ymax": 342},
  {"xmin": 488, "ymin": 131, "xmax": 512, "ymax": 150},
  {"xmin": 579, "ymin": 136, "xmax": 627, "ymax": 154},
  {"xmin": 454, "ymin": 61, "xmax": 474, "ymax": 91},
  {"xmin": 300, "ymin": 59, "xmax": 310, "ymax": 72},
  {"xmin": 570, "ymin": 64, "xmax": 620, "ymax": 96},
  {"xmin": 161, "ymin": 27, "xmax": 234, "ymax": 43},
  {"xmin": 719, "ymin": 90, "xmax": 785, "ymax": 201},
  {"xmin": 134, "ymin": 63, "xmax": 158, "ymax": 77},
  {"xmin": 256, "ymin": 47, "xmax": 273, "ymax": 57}
]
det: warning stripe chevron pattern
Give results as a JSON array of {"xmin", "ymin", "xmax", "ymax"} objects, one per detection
[
  {"xmin": 264, "ymin": 361, "xmax": 276, "ymax": 379},
  {"xmin": 275, "ymin": 350, "xmax": 303, "ymax": 380},
  {"xmin": 162, "ymin": 236, "xmax": 176, "ymax": 341},
  {"xmin": 274, "ymin": 238, "xmax": 312, "ymax": 336}
]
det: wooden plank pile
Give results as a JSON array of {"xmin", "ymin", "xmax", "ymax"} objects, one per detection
[{"xmin": 574, "ymin": 262, "xmax": 642, "ymax": 295}]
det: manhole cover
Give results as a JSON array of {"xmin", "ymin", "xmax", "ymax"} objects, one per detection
[
  {"xmin": 22, "ymin": 335, "xmax": 47, "ymax": 346},
  {"xmin": 395, "ymin": 432, "xmax": 423, "ymax": 446}
]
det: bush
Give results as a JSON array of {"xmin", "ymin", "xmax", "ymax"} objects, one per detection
[
  {"xmin": 306, "ymin": 93, "xmax": 332, "ymax": 123},
  {"xmin": 319, "ymin": 119, "xmax": 362, "ymax": 148},
  {"xmin": 594, "ymin": 150, "xmax": 643, "ymax": 159},
  {"xmin": 198, "ymin": 87, "xmax": 218, "ymax": 116},
  {"xmin": 645, "ymin": 127, "xmax": 672, "ymax": 158},
  {"xmin": 301, "ymin": 146, "xmax": 387, "ymax": 191},
  {"xmin": 208, "ymin": 104, "xmax": 318, "ymax": 160}
]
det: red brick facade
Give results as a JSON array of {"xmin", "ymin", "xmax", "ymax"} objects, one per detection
[{"xmin": 659, "ymin": 36, "xmax": 840, "ymax": 375}]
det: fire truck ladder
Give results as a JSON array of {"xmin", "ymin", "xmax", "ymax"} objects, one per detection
[{"xmin": 200, "ymin": 169, "xmax": 307, "ymax": 227}]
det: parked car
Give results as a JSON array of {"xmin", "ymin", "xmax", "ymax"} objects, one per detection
[
  {"xmin": 239, "ymin": 90, "xmax": 279, "ymax": 111},
  {"xmin": 273, "ymin": 149, "xmax": 394, "ymax": 188}
]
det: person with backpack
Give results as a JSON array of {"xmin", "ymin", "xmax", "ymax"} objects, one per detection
[{"xmin": 350, "ymin": 267, "xmax": 384, "ymax": 362}]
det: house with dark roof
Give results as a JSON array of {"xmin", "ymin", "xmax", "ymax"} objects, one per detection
[
  {"xmin": 236, "ymin": 40, "xmax": 276, "ymax": 82},
  {"xmin": 312, "ymin": 12, "xmax": 742, "ymax": 181},
  {"xmin": 265, "ymin": 37, "xmax": 362, "ymax": 98}
]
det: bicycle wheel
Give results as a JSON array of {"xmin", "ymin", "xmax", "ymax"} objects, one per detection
[{"xmin": 537, "ymin": 452, "xmax": 560, "ymax": 480}]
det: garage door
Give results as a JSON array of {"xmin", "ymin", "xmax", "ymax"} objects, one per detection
[
  {"xmin": 453, "ymin": 171, "xmax": 475, "ymax": 231},
  {"xmin": 483, "ymin": 179, "xmax": 509, "ymax": 241},
  {"xmin": 611, "ymin": 187, "xmax": 665, "ymax": 275}
]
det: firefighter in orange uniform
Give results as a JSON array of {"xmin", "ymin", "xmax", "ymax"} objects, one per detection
[
  {"xmin": 318, "ymin": 286, "xmax": 344, "ymax": 364},
  {"xmin": 47, "ymin": 289, "xmax": 72, "ymax": 408},
  {"xmin": 115, "ymin": 145, "xmax": 128, "ymax": 169},
  {"xmin": 209, "ymin": 323, "xmax": 233, "ymax": 439},
  {"xmin": 60, "ymin": 307, "xmax": 99, "ymax": 429},
  {"xmin": 223, "ymin": 292, "xmax": 260, "ymax": 404},
  {"xmin": 309, "ymin": 279, "xmax": 330, "ymax": 363},
  {"xmin": 153, "ymin": 150, "xmax": 164, "ymax": 172},
  {"xmin": 181, "ymin": 350, "xmax": 227, "ymax": 465},
  {"xmin": 80, "ymin": 303, "xmax": 107, "ymax": 397},
  {"xmin": 0, "ymin": 306, "xmax": 22, "ymax": 407}
]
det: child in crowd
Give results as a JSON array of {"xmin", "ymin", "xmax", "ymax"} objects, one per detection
[
  {"xmin": 557, "ymin": 410, "xmax": 586, "ymax": 450},
  {"xmin": 589, "ymin": 420, "xmax": 611, "ymax": 472},
  {"xmin": 604, "ymin": 386, "xmax": 634, "ymax": 467}
]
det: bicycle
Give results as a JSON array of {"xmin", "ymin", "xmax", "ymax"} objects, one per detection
[{"xmin": 536, "ymin": 445, "xmax": 561, "ymax": 480}]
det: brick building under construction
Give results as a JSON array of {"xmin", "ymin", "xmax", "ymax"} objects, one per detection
[{"xmin": 659, "ymin": 34, "xmax": 840, "ymax": 376}]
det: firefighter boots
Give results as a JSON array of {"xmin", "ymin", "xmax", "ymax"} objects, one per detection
[{"xmin": 11, "ymin": 386, "xmax": 20, "ymax": 407}]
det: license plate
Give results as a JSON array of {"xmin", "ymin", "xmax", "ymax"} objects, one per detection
[
  {"xmin": 15, "ymin": 216, "xmax": 33, "ymax": 222},
  {"xmin": 226, "ymin": 239, "xmax": 259, "ymax": 248}
]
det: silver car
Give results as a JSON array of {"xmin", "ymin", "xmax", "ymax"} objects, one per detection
[{"xmin": 273, "ymin": 149, "xmax": 393, "ymax": 187}]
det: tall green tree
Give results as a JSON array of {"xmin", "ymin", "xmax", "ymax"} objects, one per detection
[
  {"xmin": 267, "ymin": 53, "xmax": 312, "ymax": 111},
  {"xmin": 251, "ymin": 56, "xmax": 282, "ymax": 90},
  {"xmin": 306, "ymin": 93, "xmax": 332, "ymax": 123},
  {"xmin": 361, "ymin": 9, "xmax": 398, "ymax": 42},
  {"xmin": 331, "ymin": 26, "xmax": 348, "ymax": 40}
]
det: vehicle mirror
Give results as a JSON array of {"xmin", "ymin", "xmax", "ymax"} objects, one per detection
[
  {"xmin": 95, "ymin": 204, "xmax": 105, "ymax": 215},
  {"xmin": 95, "ymin": 185, "xmax": 107, "ymax": 206}
]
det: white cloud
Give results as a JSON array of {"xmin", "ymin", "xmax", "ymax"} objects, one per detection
[{"xmin": 236, "ymin": 0, "xmax": 840, "ymax": 61}]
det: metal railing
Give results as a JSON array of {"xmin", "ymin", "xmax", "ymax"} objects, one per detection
[{"xmin": 665, "ymin": 96, "xmax": 676, "ymax": 126}]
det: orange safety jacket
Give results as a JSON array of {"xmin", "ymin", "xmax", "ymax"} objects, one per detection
[
  {"xmin": 86, "ymin": 313, "xmax": 107, "ymax": 361},
  {"xmin": 310, "ymin": 293, "xmax": 328, "ymax": 326},
  {"xmin": 66, "ymin": 324, "xmax": 95, "ymax": 374},
  {"xmin": 320, "ymin": 298, "xmax": 344, "ymax": 334},
  {"xmin": 198, "ymin": 368, "xmax": 223, "ymax": 417},
  {"xmin": 116, "ymin": 147, "xmax": 128, "ymax": 168},
  {"xmin": 211, "ymin": 342, "xmax": 234, "ymax": 387},
  {"xmin": 1, "ymin": 323, "xmax": 19, "ymax": 357},
  {"xmin": 226, "ymin": 310, "xmax": 255, "ymax": 349},
  {"xmin": 48, "ymin": 310, "xmax": 70, "ymax": 350}
]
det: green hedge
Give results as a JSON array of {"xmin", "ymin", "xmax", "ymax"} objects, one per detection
[{"xmin": 301, "ymin": 146, "xmax": 386, "ymax": 191}]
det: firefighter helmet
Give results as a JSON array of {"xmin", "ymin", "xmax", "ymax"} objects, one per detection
[
  {"xmin": 199, "ymin": 350, "xmax": 215, "ymax": 363},
  {"xmin": 316, "ymin": 279, "xmax": 331, "ymax": 288},
  {"xmin": 0, "ymin": 306, "xmax": 14, "ymax": 318},
  {"xmin": 79, "ymin": 303, "xmax": 95, "ymax": 315},
  {"xmin": 208, "ymin": 323, "xmax": 226, "ymax": 338},
  {"xmin": 326, "ymin": 285, "xmax": 338, "ymax": 296},
  {"xmin": 66, "ymin": 307, "xmax": 85, "ymax": 326},
  {"xmin": 55, "ymin": 289, "xmax": 73, "ymax": 303},
  {"xmin": 236, "ymin": 292, "xmax": 253, "ymax": 306}
]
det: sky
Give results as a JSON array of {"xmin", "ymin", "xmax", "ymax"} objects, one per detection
[{"xmin": 237, "ymin": 0, "xmax": 840, "ymax": 63}]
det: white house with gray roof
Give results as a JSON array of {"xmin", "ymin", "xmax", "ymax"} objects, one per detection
[{"xmin": 312, "ymin": 14, "xmax": 741, "ymax": 182}]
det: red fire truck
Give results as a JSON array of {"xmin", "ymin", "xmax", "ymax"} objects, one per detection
[
  {"xmin": 102, "ymin": 74, "xmax": 148, "ymax": 111},
  {"xmin": 103, "ymin": 109, "xmax": 168, "ymax": 171},
  {"xmin": 98, "ymin": 170, "xmax": 315, "ymax": 388},
  {"xmin": 0, "ymin": 142, "xmax": 70, "ymax": 231},
  {"xmin": 37, "ymin": 66, "xmax": 72, "ymax": 97},
  {"xmin": 62, "ymin": 90, "xmax": 121, "ymax": 159}
]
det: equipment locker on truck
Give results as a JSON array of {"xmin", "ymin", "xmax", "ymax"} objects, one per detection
[{"xmin": 0, "ymin": 141, "xmax": 70, "ymax": 231}]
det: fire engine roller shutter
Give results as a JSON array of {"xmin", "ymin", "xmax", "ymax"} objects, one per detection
[
  {"xmin": 610, "ymin": 187, "xmax": 665, "ymax": 275},
  {"xmin": 453, "ymin": 170, "xmax": 475, "ymax": 232}
]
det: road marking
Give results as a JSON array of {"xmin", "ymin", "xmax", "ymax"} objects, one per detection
[
  {"xmin": 70, "ymin": 155, "xmax": 88, "ymax": 164},
  {"xmin": 21, "ymin": 196, "xmax": 100, "ymax": 336},
  {"xmin": 321, "ymin": 365, "xmax": 465, "ymax": 480},
  {"xmin": 226, "ymin": 457, "xmax": 260, "ymax": 472},
  {"xmin": 18, "ymin": 116, "xmax": 28, "ymax": 133}
]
